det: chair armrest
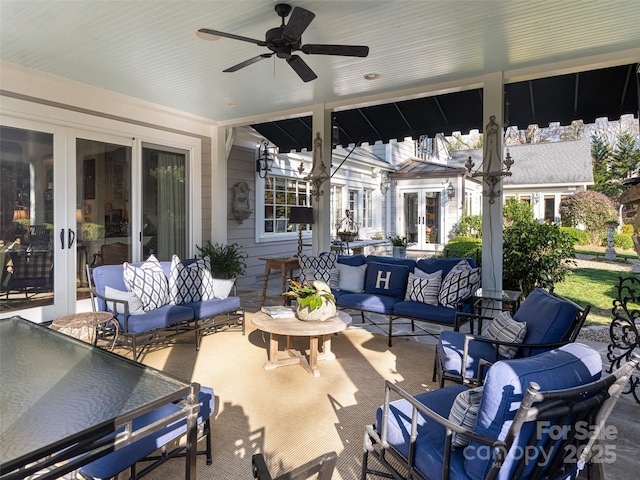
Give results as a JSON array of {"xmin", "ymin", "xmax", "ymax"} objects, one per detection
[
  {"xmin": 370, "ymin": 380, "xmax": 504, "ymax": 479},
  {"xmin": 88, "ymin": 289, "xmax": 131, "ymax": 331},
  {"xmin": 91, "ymin": 252, "xmax": 103, "ymax": 267},
  {"xmin": 454, "ymin": 311, "xmax": 494, "ymax": 334}
]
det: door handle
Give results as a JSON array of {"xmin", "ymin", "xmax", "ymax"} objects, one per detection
[
  {"xmin": 60, "ymin": 229, "xmax": 65, "ymax": 249},
  {"xmin": 68, "ymin": 229, "xmax": 76, "ymax": 249}
]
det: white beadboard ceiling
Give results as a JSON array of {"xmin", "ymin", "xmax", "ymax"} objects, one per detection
[{"xmin": 1, "ymin": 0, "xmax": 639, "ymax": 125}]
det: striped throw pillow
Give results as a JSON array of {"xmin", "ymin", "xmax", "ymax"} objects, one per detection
[
  {"xmin": 484, "ymin": 311, "xmax": 528, "ymax": 358},
  {"xmin": 448, "ymin": 386, "xmax": 484, "ymax": 448}
]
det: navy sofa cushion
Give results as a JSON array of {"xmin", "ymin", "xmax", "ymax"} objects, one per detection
[
  {"xmin": 113, "ymin": 304, "xmax": 195, "ymax": 334},
  {"xmin": 364, "ymin": 261, "xmax": 410, "ymax": 299},
  {"xmin": 335, "ymin": 292, "xmax": 400, "ymax": 314},
  {"xmin": 514, "ymin": 288, "xmax": 579, "ymax": 354},
  {"xmin": 365, "ymin": 255, "xmax": 417, "ymax": 270},
  {"xmin": 79, "ymin": 386, "xmax": 214, "ymax": 479},
  {"xmin": 184, "ymin": 296, "xmax": 241, "ymax": 318},
  {"xmin": 416, "ymin": 257, "xmax": 476, "ymax": 276},
  {"xmin": 466, "ymin": 343, "xmax": 602, "ymax": 479},
  {"xmin": 437, "ymin": 330, "xmax": 500, "ymax": 379},
  {"xmin": 375, "ymin": 385, "xmax": 470, "ymax": 480},
  {"xmin": 337, "ymin": 254, "xmax": 366, "ymax": 266},
  {"xmin": 392, "ymin": 301, "xmax": 462, "ymax": 325}
]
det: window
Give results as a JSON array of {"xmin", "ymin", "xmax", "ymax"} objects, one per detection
[
  {"xmin": 330, "ymin": 185, "xmax": 343, "ymax": 233},
  {"xmin": 348, "ymin": 190, "xmax": 359, "ymax": 226},
  {"xmin": 520, "ymin": 195, "xmax": 531, "ymax": 204},
  {"xmin": 363, "ymin": 189, "xmax": 373, "ymax": 228},
  {"xmin": 544, "ymin": 195, "xmax": 556, "ymax": 224},
  {"xmin": 263, "ymin": 175, "xmax": 309, "ymax": 234}
]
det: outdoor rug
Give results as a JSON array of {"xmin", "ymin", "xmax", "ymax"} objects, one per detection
[{"xmin": 125, "ymin": 313, "xmax": 438, "ymax": 479}]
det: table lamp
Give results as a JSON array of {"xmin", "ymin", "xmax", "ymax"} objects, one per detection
[{"xmin": 289, "ymin": 207, "xmax": 314, "ymax": 256}]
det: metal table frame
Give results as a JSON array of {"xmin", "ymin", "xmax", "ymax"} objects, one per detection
[{"xmin": 0, "ymin": 316, "xmax": 199, "ymax": 480}]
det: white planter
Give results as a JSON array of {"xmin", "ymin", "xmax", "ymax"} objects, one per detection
[{"xmin": 392, "ymin": 246, "xmax": 407, "ymax": 258}]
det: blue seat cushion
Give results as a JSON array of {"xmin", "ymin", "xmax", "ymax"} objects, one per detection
[
  {"xmin": 514, "ymin": 288, "xmax": 579, "ymax": 354},
  {"xmin": 392, "ymin": 301, "xmax": 459, "ymax": 325},
  {"xmin": 114, "ymin": 304, "xmax": 194, "ymax": 334},
  {"xmin": 365, "ymin": 255, "xmax": 416, "ymax": 270},
  {"xmin": 465, "ymin": 343, "xmax": 602, "ymax": 480},
  {"xmin": 80, "ymin": 387, "xmax": 213, "ymax": 479},
  {"xmin": 416, "ymin": 257, "xmax": 476, "ymax": 277},
  {"xmin": 376, "ymin": 385, "xmax": 470, "ymax": 480},
  {"xmin": 437, "ymin": 330, "xmax": 503, "ymax": 379},
  {"xmin": 184, "ymin": 296, "xmax": 241, "ymax": 318},
  {"xmin": 364, "ymin": 262, "xmax": 410, "ymax": 299},
  {"xmin": 335, "ymin": 293, "xmax": 399, "ymax": 314}
]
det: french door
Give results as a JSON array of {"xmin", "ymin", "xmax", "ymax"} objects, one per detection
[{"xmin": 402, "ymin": 190, "xmax": 442, "ymax": 250}]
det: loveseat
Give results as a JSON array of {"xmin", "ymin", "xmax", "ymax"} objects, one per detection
[
  {"xmin": 297, "ymin": 252, "xmax": 480, "ymax": 346},
  {"xmin": 89, "ymin": 255, "xmax": 245, "ymax": 361}
]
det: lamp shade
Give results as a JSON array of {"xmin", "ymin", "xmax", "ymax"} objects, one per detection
[{"xmin": 289, "ymin": 206, "xmax": 314, "ymax": 225}]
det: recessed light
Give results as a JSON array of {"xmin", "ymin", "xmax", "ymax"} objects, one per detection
[
  {"xmin": 364, "ymin": 73, "xmax": 381, "ymax": 80},
  {"xmin": 195, "ymin": 29, "xmax": 220, "ymax": 41},
  {"xmin": 227, "ymin": 102, "xmax": 239, "ymax": 108}
]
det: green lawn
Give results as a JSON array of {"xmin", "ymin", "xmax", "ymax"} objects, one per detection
[{"xmin": 553, "ymin": 269, "xmax": 639, "ymax": 325}]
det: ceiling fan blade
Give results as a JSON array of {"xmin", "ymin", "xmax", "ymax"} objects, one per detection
[
  {"xmin": 223, "ymin": 54, "xmax": 273, "ymax": 73},
  {"xmin": 301, "ymin": 44, "xmax": 369, "ymax": 57},
  {"xmin": 197, "ymin": 28, "xmax": 267, "ymax": 46},
  {"xmin": 282, "ymin": 7, "xmax": 315, "ymax": 43},
  {"xmin": 286, "ymin": 55, "xmax": 317, "ymax": 82}
]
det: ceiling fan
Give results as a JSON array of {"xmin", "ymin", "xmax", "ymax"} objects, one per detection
[{"xmin": 197, "ymin": 3, "xmax": 369, "ymax": 82}]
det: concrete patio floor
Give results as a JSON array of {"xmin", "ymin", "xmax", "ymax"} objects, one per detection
[{"xmin": 239, "ymin": 273, "xmax": 640, "ymax": 480}]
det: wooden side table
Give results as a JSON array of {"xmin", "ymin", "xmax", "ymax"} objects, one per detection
[
  {"xmin": 252, "ymin": 310, "xmax": 352, "ymax": 377},
  {"xmin": 50, "ymin": 312, "xmax": 119, "ymax": 350},
  {"xmin": 259, "ymin": 256, "xmax": 299, "ymax": 307}
]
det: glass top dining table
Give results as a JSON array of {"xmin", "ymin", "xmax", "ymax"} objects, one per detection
[{"xmin": 0, "ymin": 316, "xmax": 199, "ymax": 480}]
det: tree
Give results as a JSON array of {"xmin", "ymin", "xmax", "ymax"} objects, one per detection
[
  {"xmin": 590, "ymin": 132, "xmax": 640, "ymax": 201},
  {"xmin": 559, "ymin": 191, "xmax": 617, "ymax": 245}
]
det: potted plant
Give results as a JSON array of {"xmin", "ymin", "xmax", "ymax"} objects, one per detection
[
  {"xmin": 338, "ymin": 230, "xmax": 358, "ymax": 242},
  {"xmin": 197, "ymin": 241, "xmax": 247, "ymax": 279},
  {"xmin": 282, "ymin": 279, "xmax": 336, "ymax": 321},
  {"xmin": 388, "ymin": 235, "xmax": 408, "ymax": 258}
]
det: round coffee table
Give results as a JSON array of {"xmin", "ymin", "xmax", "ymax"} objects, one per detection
[
  {"xmin": 50, "ymin": 312, "xmax": 119, "ymax": 350},
  {"xmin": 252, "ymin": 310, "xmax": 352, "ymax": 377}
]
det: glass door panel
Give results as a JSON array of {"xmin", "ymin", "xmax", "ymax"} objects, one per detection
[
  {"xmin": 404, "ymin": 192, "xmax": 419, "ymax": 245},
  {"xmin": 402, "ymin": 189, "xmax": 441, "ymax": 249},
  {"xmin": 424, "ymin": 192, "xmax": 440, "ymax": 244},
  {"xmin": 1, "ymin": 126, "xmax": 55, "ymax": 313},
  {"xmin": 76, "ymin": 139, "xmax": 132, "ymax": 300},
  {"xmin": 142, "ymin": 146, "xmax": 186, "ymax": 261}
]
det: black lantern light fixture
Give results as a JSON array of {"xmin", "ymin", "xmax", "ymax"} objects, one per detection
[
  {"xmin": 289, "ymin": 206, "xmax": 314, "ymax": 256},
  {"xmin": 446, "ymin": 181, "xmax": 455, "ymax": 200},
  {"xmin": 256, "ymin": 139, "xmax": 275, "ymax": 179}
]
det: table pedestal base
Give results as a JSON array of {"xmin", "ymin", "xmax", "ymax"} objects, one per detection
[{"xmin": 264, "ymin": 333, "xmax": 335, "ymax": 377}]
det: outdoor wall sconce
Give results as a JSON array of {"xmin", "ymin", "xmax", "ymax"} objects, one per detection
[
  {"xmin": 446, "ymin": 181, "xmax": 455, "ymax": 200},
  {"xmin": 380, "ymin": 173, "xmax": 391, "ymax": 195},
  {"xmin": 465, "ymin": 115, "xmax": 514, "ymax": 204},
  {"xmin": 256, "ymin": 139, "xmax": 276, "ymax": 179},
  {"xmin": 304, "ymin": 132, "xmax": 331, "ymax": 200},
  {"xmin": 289, "ymin": 206, "xmax": 315, "ymax": 256}
]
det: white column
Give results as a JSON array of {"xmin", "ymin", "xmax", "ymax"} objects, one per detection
[
  {"xmin": 311, "ymin": 104, "xmax": 332, "ymax": 255},
  {"xmin": 210, "ymin": 125, "xmax": 227, "ymax": 244},
  {"xmin": 482, "ymin": 72, "xmax": 504, "ymax": 293}
]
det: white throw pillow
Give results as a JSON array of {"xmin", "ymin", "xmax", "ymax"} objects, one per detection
[
  {"xmin": 404, "ymin": 271, "xmax": 441, "ymax": 305},
  {"xmin": 123, "ymin": 254, "xmax": 169, "ymax": 312},
  {"xmin": 104, "ymin": 286, "xmax": 145, "ymax": 315},
  {"xmin": 484, "ymin": 311, "xmax": 528, "ymax": 358},
  {"xmin": 169, "ymin": 255, "xmax": 215, "ymax": 304},
  {"xmin": 335, "ymin": 263, "xmax": 367, "ymax": 293}
]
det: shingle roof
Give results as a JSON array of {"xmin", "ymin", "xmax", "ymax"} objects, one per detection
[{"xmin": 448, "ymin": 138, "xmax": 594, "ymax": 186}]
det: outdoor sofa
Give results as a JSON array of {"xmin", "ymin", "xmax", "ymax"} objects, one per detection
[
  {"xmin": 89, "ymin": 254, "xmax": 245, "ymax": 361},
  {"xmin": 298, "ymin": 252, "xmax": 480, "ymax": 346}
]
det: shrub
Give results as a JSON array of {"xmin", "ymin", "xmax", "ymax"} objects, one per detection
[
  {"xmin": 559, "ymin": 191, "xmax": 617, "ymax": 245},
  {"xmin": 613, "ymin": 233, "xmax": 634, "ymax": 250},
  {"xmin": 503, "ymin": 221, "xmax": 575, "ymax": 297},
  {"xmin": 443, "ymin": 237, "xmax": 482, "ymax": 265},
  {"xmin": 452, "ymin": 214, "xmax": 482, "ymax": 238},
  {"xmin": 559, "ymin": 226, "xmax": 590, "ymax": 245},
  {"xmin": 621, "ymin": 223, "xmax": 634, "ymax": 235},
  {"xmin": 503, "ymin": 198, "xmax": 534, "ymax": 227}
]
